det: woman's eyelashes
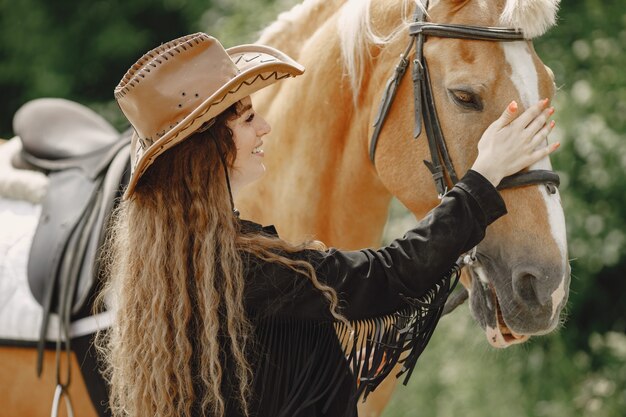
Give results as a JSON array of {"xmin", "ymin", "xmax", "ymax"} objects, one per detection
[{"xmin": 245, "ymin": 112, "xmax": 255, "ymax": 123}]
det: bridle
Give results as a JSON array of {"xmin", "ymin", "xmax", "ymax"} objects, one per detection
[
  {"xmin": 369, "ymin": 2, "xmax": 560, "ymax": 198},
  {"xmin": 369, "ymin": 2, "xmax": 561, "ymax": 314}
]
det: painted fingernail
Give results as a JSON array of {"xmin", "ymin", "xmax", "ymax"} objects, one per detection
[
  {"xmin": 543, "ymin": 98, "xmax": 550, "ymax": 106},
  {"xmin": 548, "ymin": 107, "xmax": 555, "ymax": 116},
  {"xmin": 552, "ymin": 142, "xmax": 560, "ymax": 150},
  {"xmin": 550, "ymin": 120, "xmax": 556, "ymax": 128},
  {"xmin": 508, "ymin": 101, "xmax": 518, "ymax": 112}
]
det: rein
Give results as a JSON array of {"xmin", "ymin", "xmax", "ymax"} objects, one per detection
[{"xmin": 369, "ymin": 2, "xmax": 561, "ymax": 312}]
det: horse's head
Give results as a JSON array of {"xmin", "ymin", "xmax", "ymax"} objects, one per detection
[{"xmin": 346, "ymin": 0, "xmax": 569, "ymax": 347}]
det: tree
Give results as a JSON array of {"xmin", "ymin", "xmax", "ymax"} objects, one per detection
[{"xmin": 0, "ymin": 0, "xmax": 289, "ymax": 137}]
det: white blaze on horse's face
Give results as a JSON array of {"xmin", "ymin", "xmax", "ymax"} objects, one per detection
[
  {"xmin": 501, "ymin": 41, "xmax": 569, "ymax": 320},
  {"xmin": 460, "ymin": 0, "xmax": 569, "ymax": 348}
]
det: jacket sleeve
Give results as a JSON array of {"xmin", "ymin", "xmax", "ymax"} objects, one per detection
[{"xmin": 244, "ymin": 170, "xmax": 507, "ymax": 321}]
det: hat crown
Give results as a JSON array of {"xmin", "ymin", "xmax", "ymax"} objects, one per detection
[
  {"xmin": 114, "ymin": 32, "xmax": 304, "ymax": 199},
  {"xmin": 115, "ymin": 33, "xmax": 238, "ymax": 146}
]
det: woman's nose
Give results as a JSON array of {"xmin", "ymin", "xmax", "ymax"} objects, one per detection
[{"xmin": 258, "ymin": 115, "xmax": 271, "ymax": 135}]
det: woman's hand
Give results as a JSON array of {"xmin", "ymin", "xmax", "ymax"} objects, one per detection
[{"xmin": 471, "ymin": 99, "xmax": 559, "ymax": 187}]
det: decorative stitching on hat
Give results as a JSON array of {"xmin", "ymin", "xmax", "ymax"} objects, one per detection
[
  {"xmin": 167, "ymin": 71, "xmax": 289, "ymax": 140},
  {"xmin": 114, "ymin": 33, "xmax": 211, "ymax": 99},
  {"xmin": 232, "ymin": 53, "xmax": 278, "ymax": 67},
  {"xmin": 131, "ymin": 66, "xmax": 299, "ymax": 183},
  {"xmin": 133, "ymin": 71, "xmax": 291, "ymax": 175},
  {"xmin": 244, "ymin": 54, "xmax": 261, "ymax": 62}
]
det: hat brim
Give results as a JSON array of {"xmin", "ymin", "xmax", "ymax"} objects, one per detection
[{"xmin": 124, "ymin": 44, "xmax": 304, "ymax": 199}]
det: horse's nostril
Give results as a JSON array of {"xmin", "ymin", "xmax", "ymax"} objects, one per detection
[
  {"xmin": 515, "ymin": 274, "xmax": 537, "ymax": 302},
  {"xmin": 512, "ymin": 270, "xmax": 551, "ymax": 306}
]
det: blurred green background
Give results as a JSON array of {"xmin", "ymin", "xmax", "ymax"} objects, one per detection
[{"xmin": 1, "ymin": 0, "xmax": 624, "ymax": 415}]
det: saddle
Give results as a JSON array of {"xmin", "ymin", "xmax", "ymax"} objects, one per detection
[{"xmin": 12, "ymin": 98, "xmax": 131, "ymax": 376}]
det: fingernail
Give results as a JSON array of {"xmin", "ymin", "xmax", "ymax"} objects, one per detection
[
  {"xmin": 543, "ymin": 98, "xmax": 550, "ymax": 106},
  {"xmin": 548, "ymin": 107, "xmax": 555, "ymax": 116},
  {"xmin": 553, "ymin": 142, "xmax": 560, "ymax": 150},
  {"xmin": 508, "ymin": 101, "xmax": 518, "ymax": 112},
  {"xmin": 550, "ymin": 120, "xmax": 556, "ymax": 128}
]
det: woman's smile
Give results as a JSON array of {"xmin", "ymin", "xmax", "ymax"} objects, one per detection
[
  {"xmin": 252, "ymin": 142, "xmax": 264, "ymax": 157},
  {"xmin": 227, "ymin": 96, "xmax": 271, "ymax": 191}
]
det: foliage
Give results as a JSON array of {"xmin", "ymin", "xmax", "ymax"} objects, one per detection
[
  {"xmin": 198, "ymin": 0, "xmax": 301, "ymax": 46},
  {"xmin": 0, "ymin": 0, "xmax": 197, "ymax": 134},
  {"xmin": 0, "ymin": 0, "xmax": 296, "ymax": 136}
]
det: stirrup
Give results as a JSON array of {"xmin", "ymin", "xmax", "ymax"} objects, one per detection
[{"xmin": 51, "ymin": 383, "xmax": 74, "ymax": 417}]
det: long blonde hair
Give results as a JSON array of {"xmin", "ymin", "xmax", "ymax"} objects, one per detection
[{"xmin": 98, "ymin": 102, "xmax": 348, "ymax": 417}]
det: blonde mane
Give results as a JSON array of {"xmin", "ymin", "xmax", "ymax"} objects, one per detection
[
  {"xmin": 500, "ymin": 0, "xmax": 560, "ymax": 39},
  {"xmin": 338, "ymin": 0, "xmax": 422, "ymax": 98},
  {"xmin": 338, "ymin": 0, "xmax": 559, "ymax": 98}
]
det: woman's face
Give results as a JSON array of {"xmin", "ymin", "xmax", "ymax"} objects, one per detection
[{"xmin": 227, "ymin": 96, "xmax": 271, "ymax": 188}]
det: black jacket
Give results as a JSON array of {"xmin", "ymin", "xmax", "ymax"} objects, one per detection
[{"xmin": 206, "ymin": 170, "xmax": 506, "ymax": 417}]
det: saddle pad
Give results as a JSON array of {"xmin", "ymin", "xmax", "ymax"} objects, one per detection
[{"xmin": 0, "ymin": 197, "xmax": 111, "ymax": 344}]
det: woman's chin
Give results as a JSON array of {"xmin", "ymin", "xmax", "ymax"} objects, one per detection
[
  {"xmin": 245, "ymin": 168, "xmax": 266, "ymax": 187},
  {"xmin": 254, "ymin": 164, "xmax": 266, "ymax": 181}
]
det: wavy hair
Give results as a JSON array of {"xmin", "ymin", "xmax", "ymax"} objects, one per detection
[{"xmin": 97, "ymin": 102, "xmax": 349, "ymax": 417}]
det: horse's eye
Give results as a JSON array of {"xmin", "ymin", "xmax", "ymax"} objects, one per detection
[{"xmin": 449, "ymin": 89, "xmax": 483, "ymax": 111}]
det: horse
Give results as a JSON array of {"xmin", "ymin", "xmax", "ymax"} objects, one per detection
[
  {"xmin": 0, "ymin": 0, "xmax": 569, "ymax": 416},
  {"xmin": 236, "ymin": 0, "xmax": 569, "ymax": 415}
]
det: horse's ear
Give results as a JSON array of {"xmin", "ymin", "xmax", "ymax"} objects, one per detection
[{"xmin": 499, "ymin": 0, "xmax": 560, "ymax": 38}]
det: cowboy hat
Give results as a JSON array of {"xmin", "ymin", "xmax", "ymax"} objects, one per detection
[{"xmin": 114, "ymin": 32, "xmax": 304, "ymax": 199}]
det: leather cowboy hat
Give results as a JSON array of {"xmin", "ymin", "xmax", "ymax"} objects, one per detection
[{"xmin": 114, "ymin": 32, "xmax": 304, "ymax": 199}]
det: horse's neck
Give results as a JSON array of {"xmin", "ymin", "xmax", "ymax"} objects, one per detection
[
  {"xmin": 238, "ymin": 10, "xmax": 393, "ymax": 249},
  {"xmin": 257, "ymin": 0, "xmax": 346, "ymax": 56},
  {"xmin": 254, "ymin": 0, "xmax": 348, "ymax": 115}
]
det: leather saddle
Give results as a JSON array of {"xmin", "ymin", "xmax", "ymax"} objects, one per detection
[{"xmin": 13, "ymin": 98, "xmax": 131, "ymax": 375}]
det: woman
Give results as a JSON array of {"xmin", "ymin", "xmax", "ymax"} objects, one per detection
[{"xmin": 101, "ymin": 33, "xmax": 558, "ymax": 417}]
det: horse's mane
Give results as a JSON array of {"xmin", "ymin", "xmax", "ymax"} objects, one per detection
[
  {"xmin": 500, "ymin": 0, "xmax": 560, "ymax": 39},
  {"xmin": 257, "ymin": 0, "xmax": 345, "ymax": 59},
  {"xmin": 338, "ymin": 0, "xmax": 559, "ymax": 98},
  {"xmin": 338, "ymin": 0, "xmax": 422, "ymax": 98}
]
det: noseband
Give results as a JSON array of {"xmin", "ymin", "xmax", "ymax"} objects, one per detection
[{"xmin": 369, "ymin": 2, "xmax": 560, "ymax": 197}]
